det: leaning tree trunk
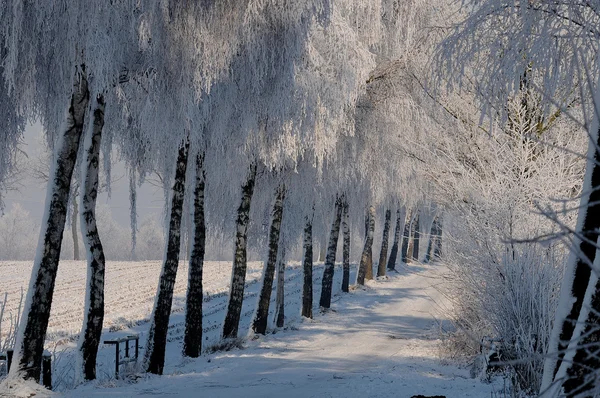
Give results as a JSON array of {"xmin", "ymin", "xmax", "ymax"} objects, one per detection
[
  {"xmin": 72, "ymin": 197, "xmax": 80, "ymax": 260},
  {"xmin": 387, "ymin": 206, "xmax": 406, "ymax": 271},
  {"xmin": 377, "ymin": 209, "xmax": 391, "ymax": 277},
  {"xmin": 144, "ymin": 139, "xmax": 189, "ymax": 375},
  {"xmin": 252, "ymin": 186, "xmax": 285, "ymax": 335},
  {"xmin": 223, "ymin": 164, "xmax": 258, "ymax": 339},
  {"xmin": 341, "ymin": 201, "xmax": 350, "ymax": 293},
  {"xmin": 274, "ymin": 241, "xmax": 286, "ymax": 328},
  {"xmin": 77, "ymin": 94, "xmax": 106, "ymax": 382},
  {"xmin": 542, "ymin": 102, "xmax": 600, "ymax": 394},
  {"xmin": 12, "ymin": 67, "xmax": 89, "ymax": 382},
  {"xmin": 183, "ymin": 153, "xmax": 206, "ymax": 358},
  {"xmin": 301, "ymin": 215, "xmax": 314, "ymax": 318},
  {"xmin": 357, "ymin": 206, "xmax": 375, "ymax": 285},
  {"xmin": 400, "ymin": 210, "xmax": 413, "ymax": 264},
  {"xmin": 319, "ymin": 198, "xmax": 343, "ymax": 309}
]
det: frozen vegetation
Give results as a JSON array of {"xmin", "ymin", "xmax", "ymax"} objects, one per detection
[{"xmin": 0, "ymin": 0, "xmax": 599, "ymax": 396}]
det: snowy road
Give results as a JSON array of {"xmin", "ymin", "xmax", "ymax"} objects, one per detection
[{"xmin": 70, "ymin": 263, "xmax": 492, "ymax": 398}]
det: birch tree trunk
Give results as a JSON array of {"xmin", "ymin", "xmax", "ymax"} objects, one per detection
[
  {"xmin": 183, "ymin": 153, "xmax": 206, "ymax": 358},
  {"xmin": 72, "ymin": 197, "xmax": 80, "ymax": 260},
  {"xmin": 424, "ymin": 217, "xmax": 438, "ymax": 264},
  {"xmin": 319, "ymin": 198, "xmax": 343, "ymax": 309},
  {"xmin": 341, "ymin": 201, "xmax": 350, "ymax": 293},
  {"xmin": 412, "ymin": 215, "xmax": 420, "ymax": 262},
  {"xmin": 357, "ymin": 206, "xmax": 375, "ymax": 285},
  {"xmin": 274, "ymin": 242, "xmax": 286, "ymax": 328},
  {"xmin": 541, "ymin": 87, "xmax": 600, "ymax": 394},
  {"xmin": 253, "ymin": 186, "xmax": 285, "ymax": 335},
  {"xmin": 401, "ymin": 210, "xmax": 413, "ymax": 264},
  {"xmin": 222, "ymin": 163, "xmax": 257, "ymax": 339},
  {"xmin": 301, "ymin": 216, "xmax": 313, "ymax": 318},
  {"xmin": 377, "ymin": 209, "xmax": 391, "ymax": 277},
  {"xmin": 365, "ymin": 211, "xmax": 374, "ymax": 280},
  {"xmin": 145, "ymin": 139, "xmax": 189, "ymax": 375},
  {"xmin": 387, "ymin": 206, "xmax": 406, "ymax": 271},
  {"xmin": 13, "ymin": 67, "xmax": 89, "ymax": 381},
  {"xmin": 433, "ymin": 218, "xmax": 442, "ymax": 259},
  {"xmin": 77, "ymin": 94, "xmax": 106, "ymax": 382}
]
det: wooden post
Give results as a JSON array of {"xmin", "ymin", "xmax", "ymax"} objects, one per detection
[
  {"xmin": 42, "ymin": 352, "xmax": 52, "ymax": 390},
  {"xmin": 6, "ymin": 349, "xmax": 13, "ymax": 373},
  {"xmin": 135, "ymin": 337, "xmax": 139, "ymax": 359},
  {"xmin": 125, "ymin": 339, "xmax": 129, "ymax": 358},
  {"xmin": 115, "ymin": 341, "xmax": 120, "ymax": 377}
]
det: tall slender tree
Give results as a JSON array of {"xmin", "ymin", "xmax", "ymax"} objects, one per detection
[
  {"xmin": 144, "ymin": 139, "xmax": 190, "ymax": 375},
  {"xmin": 253, "ymin": 186, "xmax": 286, "ymax": 335},
  {"xmin": 357, "ymin": 206, "xmax": 376, "ymax": 285},
  {"xmin": 319, "ymin": 198, "xmax": 343, "ymax": 308},
  {"xmin": 183, "ymin": 152, "xmax": 206, "ymax": 358},
  {"xmin": 12, "ymin": 67, "xmax": 89, "ymax": 381},
  {"xmin": 223, "ymin": 163, "xmax": 258, "ymax": 339},
  {"xmin": 77, "ymin": 93, "xmax": 106, "ymax": 382},
  {"xmin": 377, "ymin": 209, "xmax": 391, "ymax": 277}
]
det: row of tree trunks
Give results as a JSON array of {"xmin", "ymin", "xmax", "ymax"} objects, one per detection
[
  {"xmin": 301, "ymin": 215, "xmax": 314, "ymax": 318},
  {"xmin": 183, "ymin": 153, "xmax": 206, "ymax": 358},
  {"xmin": 144, "ymin": 139, "xmax": 190, "ymax": 375},
  {"xmin": 341, "ymin": 201, "xmax": 350, "ymax": 292},
  {"xmin": 387, "ymin": 206, "xmax": 406, "ymax": 271},
  {"xmin": 222, "ymin": 163, "xmax": 258, "ymax": 339},
  {"xmin": 77, "ymin": 94, "xmax": 106, "ymax": 381},
  {"xmin": 319, "ymin": 198, "xmax": 343, "ymax": 308},
  {"xmin": 357, "ymin": 206, "xmax": 375, "ymax": 285},
  {"xmin": 377, "ymin": 209, "xmax": 391, "ymax": 277},
  {"xmin": 253, "ymin": 186, "xmax": 286, "ymax": 335},
  {"xmin": 13, "ymin": 67, "xmax": 90, "ymax": 381}
]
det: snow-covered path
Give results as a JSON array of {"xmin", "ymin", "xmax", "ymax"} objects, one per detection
[{"xmin": 69, "ymin": 263, "xmax": 492, "ymax": 397}]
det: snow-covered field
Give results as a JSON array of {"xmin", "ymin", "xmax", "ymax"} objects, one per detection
[{"xmin": 0, "ymin": 260, "xmax": 497, "ymax": 397}]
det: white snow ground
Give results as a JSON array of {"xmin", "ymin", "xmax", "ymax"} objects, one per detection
[{"xmin": 61, "ymin": 262, "xmax": 494, "ymax": 398}]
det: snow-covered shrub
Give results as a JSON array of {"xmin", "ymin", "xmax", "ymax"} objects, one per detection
[{"xmin": 435, "ymin": 114, "xmax": 583, "ymax": 394}]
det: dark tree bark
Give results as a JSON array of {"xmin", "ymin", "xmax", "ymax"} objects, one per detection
[
  {"xmin": 252, "ymin": 186, "xmax": 285, "ymax": 335},
  {"xmin": 357, "ymin": 206, "xmax": 375, "ymax": 285},
  {"xmin": 412, "ymin": 214, "xmax": 420, "ymax": 262},
  {"xmin": 341, "ymin": 201, "xmax": 350, "ymax": 293},
  {"xmin": 274, "ymin": 243, "xmax": 286, "ymax": 328},
  {"xmin": 145, "ymin": 139, "xmax": 189, "ymax": 375},
  {"xmin": 364, "ymin": 211, "xmax": 374, "ymax": 280},
  {"xmin": 387, "ymin": 206, "xmax": 406, "ymax": 271},
  {"xmin": 433, "ymin": 218, "xmax": 442, "ymax": 259},
  {"xmin": 319, "ymin": 198, "xmax": 343, "ymax": 308},
  {"xmin": 377, "ymin": 209, "xmax": 391, "ymax": 277},
  {"xmin": 301, "ymin": 215, "xmax": 314, "ymax": 318},
  {"xmin": 400, "ymin": 210, "xmax": 413, "ymax": 264},
  {"xmin": 72, "ymin": 197, "xmax": 80, "ymax": 261},
  {"xmin": 14, "ymin": 67, "xmax": 89, "ymax": 382},
  {"xmin": 183, "ymin": 153, "xmax": 206, "ymax": 358},
  {"xmin": 222, "ymin": 163, "xmax": 257, "ymax": 339},
  {"xmin": 78, "ymin": 94, "xmax": 106, "ymax": 381},
  {"xmin": 425, "ymin": 217, "xmax": 439, "ymax": 264}
]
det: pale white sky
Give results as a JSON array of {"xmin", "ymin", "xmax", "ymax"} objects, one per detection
[{"xmin": 4, "ymin": 123, "xmax": 165, "ymax": 227}]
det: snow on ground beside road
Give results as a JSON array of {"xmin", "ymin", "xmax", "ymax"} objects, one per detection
[{"xmin": 66, "ymin": 263, "xmax": 495, "ymax": 398}]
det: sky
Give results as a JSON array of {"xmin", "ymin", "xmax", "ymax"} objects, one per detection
[{"xmin": 3, "ymin": 122, "xmax": 166, "ymax": 228}]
